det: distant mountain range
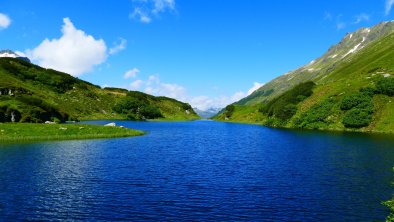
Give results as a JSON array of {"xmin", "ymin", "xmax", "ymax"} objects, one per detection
[
  {"xmin": 193, "ymin": 107, "xmax": 221, "ymax": 119},
  {"xmin": 0, "ymin": 50, "xmax": 31, "ymax": 63},
  {"xmin": 215, "ymin": 21, "xmax": 394, "ymax": 133}
]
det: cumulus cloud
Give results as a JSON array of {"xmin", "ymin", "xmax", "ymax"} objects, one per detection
[
  {"xmin": 127, "ymin": 72, "xmax": 263, "ymax": 111},
  {"xmin": 27, "ymin": 18, "xmax": 107, "ymax": 76},
  {"xmin": 109, "ymin": 38, "xmax": 127, "ymax": 55},
  {"xmin": 130, "ymin": 0, "xmax": 176, "ymax": 23},
  {"xmin": 386, "ymin": 0, "xmax": 394, "ymax": 15},
  {"xmin": 0, "ymin": 13, "xmax": 11, "ymax": 29},
  {"xmin": 124, "ymin": 68, "xmax": 140, "ymax": 79},
  {"xmin": 144, "ymin": 75, "xmax": 187, "ymax": 100}
]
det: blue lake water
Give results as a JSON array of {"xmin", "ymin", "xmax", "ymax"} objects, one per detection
[{"xmin": 1, "ymin": 120, "xmax": 394, "ymax": 221}]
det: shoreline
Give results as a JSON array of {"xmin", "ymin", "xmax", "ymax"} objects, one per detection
[
  {"xmin": 0, "ymin": 123, "xmax": 145, "ymax": 143},
  {"xmin": 213, "ymin": 119, "xmax": 394, "ymax": 136}
]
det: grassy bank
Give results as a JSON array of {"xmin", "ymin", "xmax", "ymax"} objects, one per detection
[{"xmin": 0, "ymin": 123, "xmax": 144, "ymax": 142}]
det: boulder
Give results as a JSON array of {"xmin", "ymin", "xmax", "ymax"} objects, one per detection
[{"xmin": 105, "ymin": 122, "xmax": 116, "ymax": 127}]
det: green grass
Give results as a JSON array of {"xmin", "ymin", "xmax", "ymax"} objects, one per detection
[
  {"xmin": 213, "ymin": 105, "xmax": 266, "ymax": 123},
  {"xmin": 214, "ymin": 26, "xmax": 394, "ymax": 134},
  {"xmin": 0, "ymin": 123, "xmax": 144, "ymax": 142},
  {"xmin": 0, "ymin": 58, "xmax": 200, "ymax": 122}
]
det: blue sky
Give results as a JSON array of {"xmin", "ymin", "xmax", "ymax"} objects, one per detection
[{"xmin": 0, "ymin": 0, "xmax": 393, "ymax": 110}]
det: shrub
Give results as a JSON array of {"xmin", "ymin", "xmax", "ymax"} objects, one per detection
[
  {"xmin": 296, "ymin": 98, "xmax": 336, "ymax": 128},
  {"xmin": 139, "ymin": 105, "xmax": 163, "ymax": 119},
  {"xmin": 260, "ymin": 81, "xmax": 315, "ymax": 121},
  {"xmin": 224, "ymin": 105, "xmax": 235, "ymax": 118},
  {"xmin": 15, "ymin": 95, "xmax": 68, "ymax": 123},
  {"xmin": 376, "ymin": 78, "xmax": 394, "ymax": 96},
  {"xmin": 276, "ymin": 104, "xmax": 298, "ymax": 120},
  {"xmin": 340, "ymin": 92, "xmax": 373, "ymax": 111},
  {"xmin": 181, "ymin": 103, "xmax": 192, "ymax": 111},
  {"xmin": 113, "ymin": 96, "xmax": 163, "ymax": 120},
  {"xmin": 360, "ymin": 87, "xmax": 376, "ymax": 97},
  {"xmin": 0, "ymin": 110, "xmax": 5, "ymax": 122},
  {"xmin": 342, "ymin": 108, "xmax": 372, "ymax": 128},
  {"xmin": 113, "ymin": 97, "xmax": 142, "ymax": 114}
]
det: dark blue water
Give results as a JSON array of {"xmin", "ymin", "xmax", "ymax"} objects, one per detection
[{"xmin": 1, "ymin": 121, "xmax": 394, "ymax": 221}]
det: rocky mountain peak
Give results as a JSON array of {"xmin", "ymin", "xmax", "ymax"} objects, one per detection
[{"xmin": 0, "ymin": 50, "xmax": 31, "ymax": 63}]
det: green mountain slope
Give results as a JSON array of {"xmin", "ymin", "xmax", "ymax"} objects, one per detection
[
  {"xmin": 215, "ymin": 21, "xmax": 394, "ymax": 133},
  {"xmin": 0, "ymin": 58, "xmax": 199, "ymax": 123},
  {"xmin": 237, "ymin": 21, "xmax": 394, "ymax": 106}
]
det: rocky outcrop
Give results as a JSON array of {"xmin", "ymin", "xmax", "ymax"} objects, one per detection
[
  {"xmin": 0, "ymin": 87, "xmax": 31, "ymax": 96},
  {"xmin": 0, "ymin": 50, "xmax": 31, "ymax": 63}
]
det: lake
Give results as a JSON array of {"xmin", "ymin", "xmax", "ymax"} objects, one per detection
[{"xmin": 1, "ymin": 120, "xmax": 394, "ymax": 221}]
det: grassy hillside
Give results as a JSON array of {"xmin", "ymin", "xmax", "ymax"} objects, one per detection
[
  {"xmin": 237, "ymin": 21, "xmax": 394, "ymax": 106},
  {"xmin": 0, "ymin": 58, "xmax": 199, "ymax": 123},
  {"xmin": 215, "ymin": 22, "xmax": 394, "ymax": 134}
]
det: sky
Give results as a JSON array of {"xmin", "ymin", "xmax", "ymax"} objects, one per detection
[{"xmin": 0, "ymin": 0, "xmax": 393, "ymax": 111}]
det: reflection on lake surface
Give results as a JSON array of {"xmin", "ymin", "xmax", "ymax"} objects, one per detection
[{"xmin": 1, "ymin": 120, "xmax": 394, "ymax": 221}]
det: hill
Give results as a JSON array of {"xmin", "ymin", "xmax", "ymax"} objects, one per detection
[
  {"xmin": 214, "ymin": 21, "xmax": 394, "ymax": 133},
  {"xmin": 0, "ymin": 57, "xmax": 199, "ymax": 123}
]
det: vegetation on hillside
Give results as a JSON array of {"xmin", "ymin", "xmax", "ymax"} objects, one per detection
[
  {"xmin": 214, "ymin": 23, "xmax": 394, "ymax": 134},
  {"xmin": 113, "ymin": 91, "xmax": 163, "ymax": 120},
  {"xmin": 0, "ymin": 58, "xmax": 199, "ymax": 123},
  {"xmin": 237, "ymin": 21, "xmax": 394, "ymax": 106},
  {"xmin": 259, "ymin": 81, "xmax": 315, "ymax": 123}
]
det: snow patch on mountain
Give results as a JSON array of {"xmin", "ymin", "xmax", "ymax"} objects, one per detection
[
  {"xmin": 0, "ymin": 50, "xmax": 31, "ymax": 62},
  {"xmin": 342, "ymin": 42, "xmax": 363, "ymax": 58}
]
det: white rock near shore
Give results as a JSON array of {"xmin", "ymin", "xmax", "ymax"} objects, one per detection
[{"xmin": 104, "ymin": 122, "xmax": 116, "ymax": 127}]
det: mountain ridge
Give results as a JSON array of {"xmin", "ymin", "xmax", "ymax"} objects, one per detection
[
  {"xmin": 214, "ymin": 21, "xmax": 394, "ymax": 134},
  {"xmin": 237, "ymin": 21, "xmax": 394, "ymax": 106},
  {"xmin": 0, "ymin": 57, "xmax": 199, "ymax": 123}
]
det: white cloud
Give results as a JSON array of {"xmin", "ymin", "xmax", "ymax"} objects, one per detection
[
  {"xmin": 126, "ymin": 72, "xmax": 263, "ymax": 111},
  {"xmin": 152, "ymin": 0, "xmax": 175, "ymax": 14},
  {"xmin": 130, "ymin": 79, "xmax": 144, "ymax": 90},
  {"xmin": 131, "ymin": 8, "xmax": 152, "ymax": 24},
  {"xmin": 130, "ymin": 0, "xmax": 175, "ymax": 23},
  {"xmin": 124, "ymin": 68, "xmax": 140, "ymax": 79},
  {"xmin": 27, "ymin": 18, "xmax": 107, "ymax": 76},
  {"xmin": 0, "ymin": 13, "xmax": 11, "ymax": 29},
  {"xmin": 247, "ymin": 82, "xmax": 264, "ymax": 95},
  {"xmin": 354, "ymin": 13, "xmax": 370, "ymax": 24},
  {"xmin": 386, "ymin": 0, "xmax": 394, "ymax": 15},
  {"xmin": 144, "ymin": 75, "xmax": 187, "ymax": 100},
  {"xmin": 190, "ymin": 96, "xmax": 226, "ymax": 111},
  {"xmin": 190, "ymin": 82, "xmax": 264, "ymax": 110},
  {"xmin": 15, "ymin": 51, "xmax": 27, "ymax": 57},
  {"xmin": 109, "ymin": 38, "xmax": 127, "ymax": 55}
]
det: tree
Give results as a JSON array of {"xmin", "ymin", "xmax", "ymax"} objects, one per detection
[
  {"xmin": 275, "ymin": 104, "xmax": 297, "ymax": 120},
  {"xmin": 342, "ymin": 108, "xmax": 372, "ymax": 128},
  {"xmin": 340, "ymin": 92, "xmax": 373, "ymax": 111},
  {"xmin": 376, "ymin": 78, "xmax": 394, "ymax": 96}
]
